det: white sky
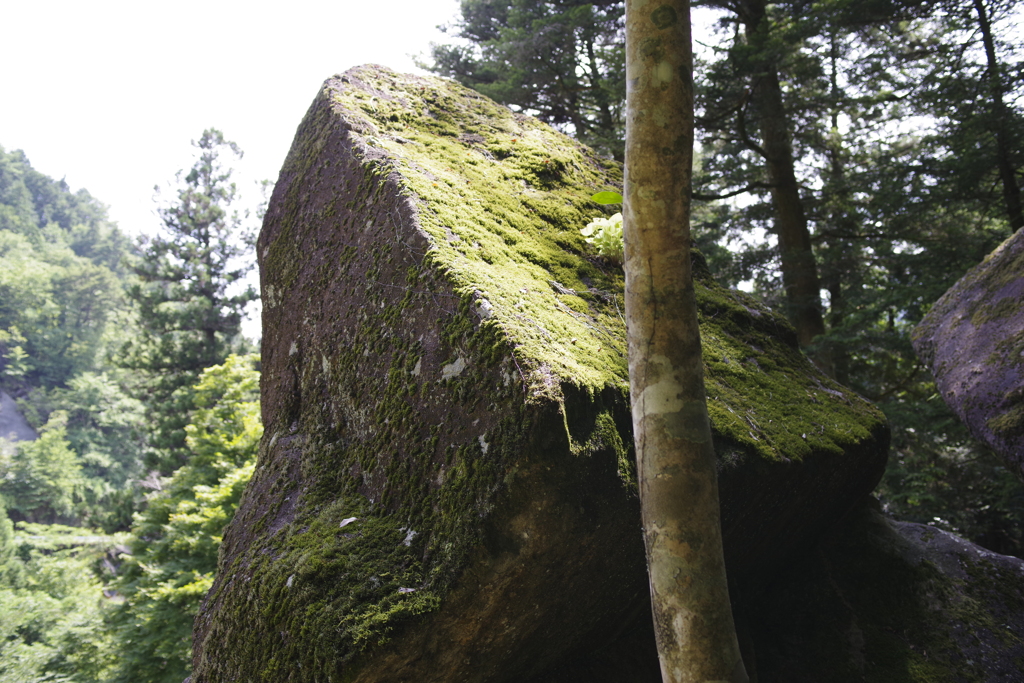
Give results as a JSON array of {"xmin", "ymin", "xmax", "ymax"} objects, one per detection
[{"xmin": 0, "ymin": 0, "xmax": 462, "ymax": 238}]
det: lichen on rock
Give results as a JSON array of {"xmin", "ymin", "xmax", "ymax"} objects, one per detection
[
  {"xmin": 191, "ymin": 65, "xmax": 889, "ymax": 683},
  {"xmin": 913, "ymin": 227, "xmax": 1024, "ymax": 481}
]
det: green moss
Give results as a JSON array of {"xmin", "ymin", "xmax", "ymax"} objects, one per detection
[
  {"xmin": 971, "ymin": 292, "xmax": 1020, "ymax": 327},
  {"xmin": 204, "ymin": 498, "xmax": 439, "ymax": 682},
  {"xmin": 586, "ymin": 409, "xmax": 635, "ymax": 489},
  {"xmin": 324, "ymin": 65, "xmax": 882, "ymax": 463},
  {"xmin": 987, "ymin": 402, "xmax": 1024, "ymax": 438}
]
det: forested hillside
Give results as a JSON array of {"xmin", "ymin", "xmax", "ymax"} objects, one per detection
[{"xmin": 0, "ymin": 136, "xmax": 260, "ymax": 682}]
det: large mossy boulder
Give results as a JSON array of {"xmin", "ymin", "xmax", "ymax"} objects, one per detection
[
  {"xmin": 191, "ymin": 65, "xmax": 888, "ymax": 683},
  {"xmin": 913, "ymin": 228, "xmax": 1024, "ymax": 480}
]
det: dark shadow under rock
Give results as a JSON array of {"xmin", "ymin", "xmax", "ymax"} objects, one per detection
[
  {"xmin": 746, "ymin": 498, "xmax": 1024, "ymax": 683},
  {"xmin": 529, "ymin": 498, "xmax": 1024, "ymax": 682}
]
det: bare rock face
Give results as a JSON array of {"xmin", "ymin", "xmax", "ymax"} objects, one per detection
[
  {"xmin": 913, "ymin": 228, "xmax": 1024, "ymax": 479},
  {"xmin": 190, "ymin": 65, "xmax": 888, "ymax": 683}
]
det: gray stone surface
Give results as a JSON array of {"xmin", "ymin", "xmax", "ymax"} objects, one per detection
[
  {"xmin": 0, "ymin": 390, "xmax": 37, "ymax": 443},
  {"xmin": 913, "ymin": 228, "xmax": 1024, "ymax": 475}
]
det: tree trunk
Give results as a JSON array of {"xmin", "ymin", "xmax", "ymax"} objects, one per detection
[
  {"xmin": 822, "ymin": 32, "xmax": 857, "ymax": 386},
  {"xmin": 973, "ymin": 0, "xmax": 1024, "ymax": 232},
  {"xmin": 623, "ymin": 1, "xmax": 748, "ymax": 681},
  {"xmin": 739, "ymin": 0, "xmax": 830, "ymax": 371},
  {"xmin": 585, "ymin": 33, "xmax": 623, "ymax": 161}
]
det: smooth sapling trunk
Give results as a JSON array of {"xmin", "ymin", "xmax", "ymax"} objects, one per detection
[{"xmin": 623, "ymin": 1, "xmax": 748, "ymax": 681}]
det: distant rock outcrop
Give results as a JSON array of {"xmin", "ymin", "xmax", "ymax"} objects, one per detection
[
  {"xmin": 191, "ymin": 65, "xmax": 889, "ymax": 682},
  {"xmin": 913, "ymin": 228, "xmax": 1024, "ymax": 479},
  {"xmin": 0, "ymin": 390, "xmax": 37, "ymax": 443}
]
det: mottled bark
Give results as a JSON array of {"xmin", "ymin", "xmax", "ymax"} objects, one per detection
[
  {"xmin": 623, "ymin": 1, "xmax": 748, "ymax": 681},
  {"xmin": 739, "ymin": 0, "xmax": 830, "ymax": 370},
  {"xmin": 974, "ymin": 0, "xmax": 1023, "ymax": 233}
]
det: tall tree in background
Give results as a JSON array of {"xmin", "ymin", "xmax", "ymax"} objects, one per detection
[
  {"xmin": 122, "ymin": 129, "xmax": 258, "ymax": 472},
  {"xmin": 624, "ymin": 1, "xmax": 747, "ymax": 680},
  {"xmin": 915, "ymin": 0, "xmax": 1024, "ymax": 232},
  {"xmin": 430, "ymin": 0, "xmax": 627, "ymax": 159},
  {"xmin": 972, "ymin": 0, "xmax": 1024, "ymax": 231},
  {"xmin": 692, "ymin": 0, "xmax": 920, "ymax": 370}
]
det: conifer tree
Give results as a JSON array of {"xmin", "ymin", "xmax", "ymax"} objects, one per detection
[
  {"xmin": 122, "ymin": 129, "xmax": 258, "ymax": 472},
  {"xmin": 430, "ymin": 0, "xmax": 627, "ymax": 159}
]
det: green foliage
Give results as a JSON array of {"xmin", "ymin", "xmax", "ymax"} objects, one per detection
[
  {"xmin": 107, "ymin": 354, "xmax": 262, "ymax": 683},
  {"xmin": 0, "ymin": 145, "xmax": 131, "ymax": 395},
  {"xmin": 19, "ymin": 373, "xmax": 146, "ymax": 489},
  {"xmin": 0, "ymin": 146, "xmax": 130, "ymax": 272},
  {"xmin": 876, "ymin": 395, "xmax": 1024, "ymax": 557},
  {"xmin": 0, "ymin": 232, "xmax": 125, "ymax": 392},
  {"xmin": 0, "ymin": 520, "xmax": 123, "ymax": 683},
  {"xmin": 0, "ymin": 413, "xmax": 85, "ymax": 524},
  {"xmin": 17, "ymin": 372, "xmax": 147, "ymax": 531},
  {"xmin": 120, "ymin": 129, "xmax": 259, "ymax": 472},
  {"xmin": 0, "ymin": 144, "xmax": 265, "ymax": 682},
  {"xmin": 590, "ymin": 190, "xmax": 623, "ymax": 204},
  {"xmin": 581, "ymin": 212, "xmax": 623, "ymax": 264}
]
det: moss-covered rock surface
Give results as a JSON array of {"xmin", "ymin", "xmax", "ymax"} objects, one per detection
[
  {"xmin": 191, "ymin": 65, "xmax": 888, "ymax": 683},
  {"xmin": 913, "ymin": 228, "xmax": 1024, "ymax": 482}
]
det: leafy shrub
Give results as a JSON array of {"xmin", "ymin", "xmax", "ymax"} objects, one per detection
[{"xmin": 581, "ymin": 212, "xmax": 624, "ymax": 264}]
